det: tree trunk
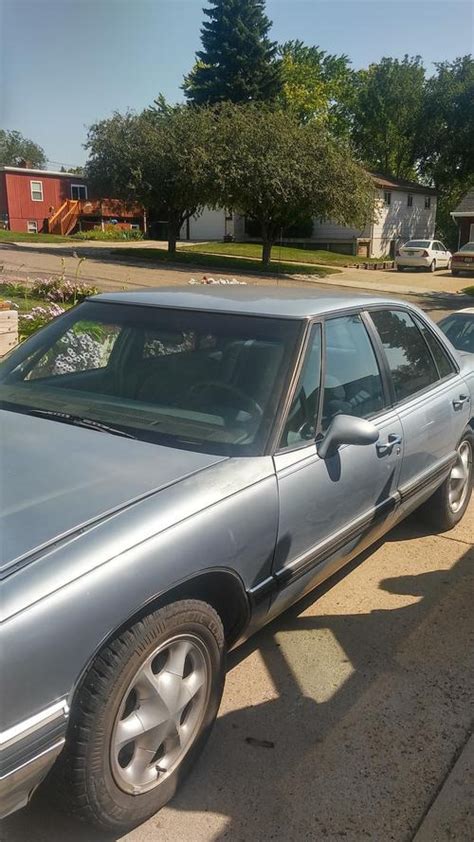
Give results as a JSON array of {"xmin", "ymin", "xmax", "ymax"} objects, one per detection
[
  {"xmin": 261, "ymin": 222, "xmax": 274, "ymax": 267},
  {"xmin": 262, "ymin": 238, "xmax": 273, "ymax": 267},
  {"xmin": 167, "ymin": 221, "xmax": 179, "ymax": 255}
]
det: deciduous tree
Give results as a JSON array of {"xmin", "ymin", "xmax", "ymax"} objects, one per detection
[
  {"xmin": 85, "ymin": 106, "xmax": 217, "ymax": 255},
  {"xmin": 213, "ymin": 104, "xmax": 374, "ymax": 266},
  {"xmin": 349, "ymin": 56, "xmax": 425, "ymax": 179},
  {"xmin": 0, "ymin": 129, "xmax": 46, "ymax": 168}
]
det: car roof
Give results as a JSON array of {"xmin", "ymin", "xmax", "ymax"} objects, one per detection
[{"xmin": 90, "ymin": 286, "xmax": 402, "ymax": 320}]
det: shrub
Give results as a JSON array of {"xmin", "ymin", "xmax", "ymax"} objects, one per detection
[
  {"xmin": 30, "ymin": 276, "xmax": 99, "ymax": 303},
  {"xmin": 74, "ymin": 225, "xmax": 143, "ymax": 241},
  {"xmin": 19, "ymin": 304, "xmax": 65, "ymax": 339}
]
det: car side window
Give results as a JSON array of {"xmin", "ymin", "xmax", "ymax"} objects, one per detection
[
  {"xmin": 370, "ymin": 309, "xmax": 439, "ymax": 402},
  {"xmin": 414, "ymin": 317, "xmax": 456, "ymax": 379},
  {"xmin": 279, "ymin": 324, "xmax": 321, "ymax": 448},
  {"xmin": 322, "ymin": 314, "xmax": 385, "ymax": 431}
]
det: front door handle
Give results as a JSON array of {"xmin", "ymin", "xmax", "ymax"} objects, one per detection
[
  {"xmin": 376, "ymin": 434, "xmax": 402, "ymax": 456},
  {"xmin": 452, "ymin": 394, "xmax": 470, "ymax": 411}
]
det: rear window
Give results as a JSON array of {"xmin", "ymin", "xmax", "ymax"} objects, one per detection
[
  {"xmin": 459, "ymin": 242, "xmax": 474, "ymax": 252},
  {"xmin": 403, "ymin": 240, "xmax": 431, "ymax": 248}
]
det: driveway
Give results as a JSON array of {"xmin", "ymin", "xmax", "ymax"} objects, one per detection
[{"xmin": 3, "ymin": 504, "xmax": 473, "ymax": 842}]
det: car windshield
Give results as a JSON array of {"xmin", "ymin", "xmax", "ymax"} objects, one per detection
[
  {"xmin": 0, "ymin": 301, "xmax": 301, "ymax": 456},
  {"xmin": 438, "ymin": 314, "xmax": 474, "ymax": 353},
  {"xmin": 460, "ymin": 242, "xmax": 474, "ymax": 252},
  {"xmin": 403, "ymin": 240, "xmax": 431, "ymax": 248}
]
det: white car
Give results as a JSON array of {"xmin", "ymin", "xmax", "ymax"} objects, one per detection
[{"xmin": 396, "ymin": 239, "xmax": 452, "ymax": 273}]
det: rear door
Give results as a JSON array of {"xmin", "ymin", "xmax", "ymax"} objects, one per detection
[
  {"xmin": 268, "ymin": 312, "xmax": 403, "ymax": 619},
  {"xmin": 368, "ymin": 307, "xmax": 470, "ymax": 515}
]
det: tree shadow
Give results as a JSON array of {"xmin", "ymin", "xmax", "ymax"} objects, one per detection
[{"xmin": 3, "ymin": 530, "xmax": 473, "ymax": 842}]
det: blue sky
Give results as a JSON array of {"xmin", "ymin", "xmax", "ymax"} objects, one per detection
[{"xmin": 1, "ymin": 0, "xmax": 473, "ymax": 168}]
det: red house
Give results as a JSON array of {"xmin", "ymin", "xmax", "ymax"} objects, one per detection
[{"xmin": 0, "ymin": 163, "xmax": 144, "ymax": 235}]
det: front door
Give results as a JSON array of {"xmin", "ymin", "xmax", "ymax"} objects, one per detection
[{"xmin": 268, "ymin": 313, "xmax": 403, "ymax": 620}]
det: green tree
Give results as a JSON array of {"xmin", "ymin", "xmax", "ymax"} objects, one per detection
[
  {"xmin": 349, "ymin": 56, "xmax": 426, "ymax": 179},
  {"xmin": 278, "ymin": 40, "xmax": 353, "ymax": 133},
  {"xmin": 183, "ymin": 0, "xmax": 281, "ymax": 105},
  {"xmin": 418, "ymin": 56, "xmax": 474, "ymax": 245},
  {"xmin": 213, "ymin": 104, "xmax": 374, "ymax": 266},
  {"xmin": 85, "ymin": 105, "xmax": 217, "ymax": 254},
  {"xmin": 0, "ymin": 129, "xmax": 46, "ymax": 168}
]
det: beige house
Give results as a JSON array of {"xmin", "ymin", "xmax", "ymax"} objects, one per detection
[{"xmin": 182, "ymin": 173, "xmax": 437, "ymax": 259}]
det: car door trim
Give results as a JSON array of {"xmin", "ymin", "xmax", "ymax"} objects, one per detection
[
  {"xmin": 398, "ymin": 451, "xmax": 456, "ymax": 503},
  {"xmin": 0, "ymin": 699, "xmax": 69, "ymax": 751}
]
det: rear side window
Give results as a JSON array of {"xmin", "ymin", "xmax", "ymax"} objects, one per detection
[
  {"xmin": 370, "ymin": 310, "xmax": 439, "ymax": 402},
  {"xmin": 322, "ymin": 314, "xmax": 385, "ymax": 430},
  {"xmin": 414, "ymin": 317, "xmax": 456, "ymax": 379}
]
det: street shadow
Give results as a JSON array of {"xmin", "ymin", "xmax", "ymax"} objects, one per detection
[{"xmin": 3, "ymin": 528, "xmax": 473, "ymax": 842}]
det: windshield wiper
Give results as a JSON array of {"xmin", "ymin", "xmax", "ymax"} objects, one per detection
[{"xmin": 26, "ymin": 408, "xmax": 137, "ymax": 439}]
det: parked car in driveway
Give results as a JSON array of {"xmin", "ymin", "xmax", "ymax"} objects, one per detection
[
  {"xmin": 1, "ymin": 287, "xmax": 473, "ymax": 833},
  {"xmin": 438, "ymin": 308, "xmax": 474, "ymax": 354},
  {"xmin": 396, "ymin": 239, "xmax": 452, "ymax": 272},
  {"xmin": 451, "ymin": 241, "xmax": 474, "ymax": 277}
]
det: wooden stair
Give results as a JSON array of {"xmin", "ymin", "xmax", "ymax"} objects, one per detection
[{"xmin": 48, "ymin": 200, "xmax": 80, "ymax": 235}]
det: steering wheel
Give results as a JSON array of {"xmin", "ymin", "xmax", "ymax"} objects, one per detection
[{"xmin": 188, "ymin": 381, "xmax": 263, "ymax": 420}]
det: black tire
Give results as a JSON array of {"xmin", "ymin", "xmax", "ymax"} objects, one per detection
[
  {"xmin": 418, "ymin": 430, "xmax": 473, "ymax": 532},
  {"xmin": 452, "ymin": 269, "xmax": 460, "ymax": 277},
  {"xmin": 429, "ymin": 259, "xmax": 436, "ymax": 273},
  {"xmin": 52, "ymin": 600, "xmax": 225, "ymax": 833},
  {"xmin": 397, "ymin": 265, "xmax": 405, "ymax": 272}
]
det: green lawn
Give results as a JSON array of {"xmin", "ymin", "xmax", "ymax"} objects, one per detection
[
  {"xmin": 464, "ymin": 286, "xmax": 474, "ymax": 297},
  {"xmin": 0, "ymin": 229, "xmax": 72, "ymax": 244},
  {"xmin": 118, "ymin": 247, "xmax": 340, "ymax": 276},
  {"xmin": 181, "ymin": 241, "xmax": 387, "ymax": 266}
]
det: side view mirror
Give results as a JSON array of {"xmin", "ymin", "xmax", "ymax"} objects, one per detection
[{"xmin": 317, "ymin": 414, "xmax": 379, "ymax": 460}]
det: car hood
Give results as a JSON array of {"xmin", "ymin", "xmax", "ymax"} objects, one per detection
[{"xmin": 0, "ymin": 409, "xmax": 226, "ymax": 574}]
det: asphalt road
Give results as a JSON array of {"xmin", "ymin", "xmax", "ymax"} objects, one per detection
[{"xmin": 3, "ymin": 505, "xmax": 473, "ymax": 842}]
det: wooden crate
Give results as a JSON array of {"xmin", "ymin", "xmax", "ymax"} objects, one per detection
[{"xmin": 0, "ymin": 309, "xmax": 19, "ymax": 356}]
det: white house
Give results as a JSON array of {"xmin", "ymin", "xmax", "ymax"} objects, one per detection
[{"xmin": 181, "ymin": 173, "xmax": 437, "ymax": 259}]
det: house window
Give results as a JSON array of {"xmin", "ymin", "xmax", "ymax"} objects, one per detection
[
  {"xmin": 424, "ymin": 196, "xmax": 431, "ymax": 209},
  {"xmin": 384, "ymin": 191, "xmax": 391, "ymax": 206},
  {"xmin": 407, "ymin": 194, "xmax": 413, "ymax": 207},
  {"xmin": 71, "ymin": 184, "xmax": 87, "ymax": 201},
  {"xmin": 30, "ymin": 181, "xmax": 43, "ymax": 201},
  {"xmin": 27, "ymin": 220, "xmax": 38, "ymax": 233}
]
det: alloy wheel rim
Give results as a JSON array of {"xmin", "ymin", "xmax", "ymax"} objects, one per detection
[
  {"xmin": 448, "ymin": 441, "xmax": 472, "ymax": 514},
  {"xmin": 110, "ymin": 634, "xmax": 210, "ymax": 795}
]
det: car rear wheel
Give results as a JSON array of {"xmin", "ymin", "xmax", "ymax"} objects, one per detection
[
  {"xmin": 429, "ymin": 260, "xmax": 436, "ymax": 272},
  {"xmin": 53, "ymin": 600, "xmax": 225, "ymax": 833},
  {"xmin": 419, "ymin": 432, "xmax": 473, "ymax": 531}
]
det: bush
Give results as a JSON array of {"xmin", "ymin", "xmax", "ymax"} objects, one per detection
[
  {"xmin": 74, "ymin": 225, "xmax": 143, "ymax": 241},
  {"xmin": 30, "ymin": 276, "xmax": 99, "ymax": 303},
  {"xmin": 19, "ymin": 304, "xmax": 65, "ymax": 339}
]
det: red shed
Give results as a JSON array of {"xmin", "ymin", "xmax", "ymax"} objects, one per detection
[{"xmin": 0, "ymin": 163, "xmax": 144, "ymax": 235}]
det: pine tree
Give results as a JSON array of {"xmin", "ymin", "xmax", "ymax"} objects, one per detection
[{"xmin": 183, "ymin": 0, "xmax": 281, "ymax": 104}]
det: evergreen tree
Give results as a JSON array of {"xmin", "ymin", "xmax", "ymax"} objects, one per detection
[{"xmin": 183, "ymin": 0, "xmax": 281, "ymax": 104}]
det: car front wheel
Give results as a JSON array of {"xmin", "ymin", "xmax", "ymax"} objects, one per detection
[
  {"xmin": 54, "ymin": 600, "xmax": 225, "ymax": 833},
  {"xmin": 419, "ymin": 432, "xmax": 473, "ymax": 531}
]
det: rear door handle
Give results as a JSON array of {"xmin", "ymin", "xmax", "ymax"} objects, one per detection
[
  {"xmin": 376, "ymin": 434, "xmax": 402, "ymax": 455},
  {"xmin": 453, "ymin": 394, "xmax": 470, "ymax": 411}
]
